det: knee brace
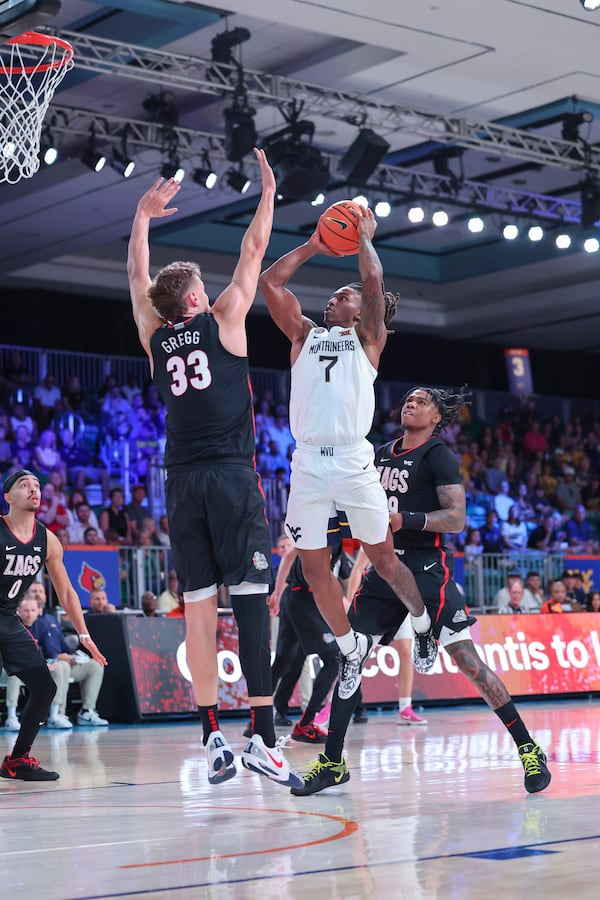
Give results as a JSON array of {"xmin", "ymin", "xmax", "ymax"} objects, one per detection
[{"xmin": 230, "ymin": 592, "xmax": 272, "ymax": 697}]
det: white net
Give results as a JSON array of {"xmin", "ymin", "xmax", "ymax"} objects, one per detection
[{"xmin": 0, "ymin": 32, "xmax": 73, "ymax": 183}]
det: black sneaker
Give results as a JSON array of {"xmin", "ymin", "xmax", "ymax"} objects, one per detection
[
  {"xmin": 413, "ymin": 626, "xmax": 438, "ymax": 674},
  {"xmin": 291, "ymin": 753, "xmax": 350, "ymax": 796},
  {"xmin": 518, "ymin": 741, "xmax": 551, "ymax": 793},
  {"xmin": 274, "ymin": 712, "xmax": 292, "ymax": 727},
  {"xmin": 0, "ymin": 753, "xmax": 59, "ymax": 781},
  {"xmin": 338, "ymin": 632, "xmax": 373, "ymax": 700}
]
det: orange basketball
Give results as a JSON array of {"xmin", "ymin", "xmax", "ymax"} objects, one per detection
[{"xmin": 318, "ymin": 200, "xmax": 363, "ymax": 255}]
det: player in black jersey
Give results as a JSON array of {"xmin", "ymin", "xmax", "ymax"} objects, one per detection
[
  {"xmin": 292, "ymin": 388, "xmax": 551, "ymax": 797},
  {"xmin": 0, "ymin": 469, "xmax": 106, "ymax": 781},
  {"xmin": 127, "ymin": 149, "xmax": 302, "ymax": 791}
]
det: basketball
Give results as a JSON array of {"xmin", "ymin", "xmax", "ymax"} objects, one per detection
[{"xmin": 318, "ymin": 200, "xmax": 363, "ymax": 255}]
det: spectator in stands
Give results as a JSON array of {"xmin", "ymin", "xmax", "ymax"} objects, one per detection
[
  {"xmin": 0, "ymin": 423, "xmax": 12, "ymax": 473},
  {"xmin": 56, "ymin": 527, "xmax": 70, "ymax": 547},
  {"xmin": 141, "ymin": 591, "xmax": 158, "ymax": 616},
  {"xmin": 99, "ymin": 488, "xmax": 132, "ymax": 545},
  {"xmin": 562, "ymin": 570, "xmax": 586, "ymax": 607},
  {"xmin": 120, "ymin": 371, "xmax": 142, "ymax": 405},
  {"xmin": 463, "ymin": 527, "xmax": 484, "ymax": 566},
  {"xmin": 33, "ymin": 373, "xmax": 62, "ymax": 431},
  {"xmin": 10, "ymin": 400, "xmax": 37, "ymax": 443},
  {"xmin": 493, "ymin": 480, "xmax": 514, "ymax": 522},
  {"xmin": 480, "ymin": 509, "xmax": 504, "ymax": 554},
  {"xmin": 485, "ymin": 455, "xmax": 505, "ymax": 495},
  {"xmin": 61, "ymin": 374, "xmax": 85, "ymax": 415},
  {"xmin": 270, "ymin": 405, "xmax": 294, "ymax": 457},
  {"xmin": 566, "ymin": 504, "xmax": 600, "ymax": 553},
  {"xmin": 528, "ymin": 511, "xmax": 567, "ymax": 552},
  {"xmin": 539, "ymin": 460, "xmax": 558, "ymax": 505},
  {"xmin": 586, "ymin": 590, "xmax": 600, "ymax": 612},
  {"xmin": 124, "ymin": 484, "xmax": 147, "ymax": 543},
  {"xmin": 33, "ymin": 429, "xmax": 65, "ymax": 478},
  {"xmin": 514, "ymin": 481, "xmax": 536, "ymax": 523},
  {"xmin": 582, "ymin": 475, "xmax": 600, "ymax": 512},
  {"xmin": 37, "ymin": 481, "xmax": 69, "ymax": 534},
  {"xmin": 68, "ymin": 502, "xmax": 105, "ymax": 545},
  {"xmin": 254, "ymin": 398, "xmax": 275, "ymax": 434},
  {"xmin": 83, "ymin": 526, "xmax": 101, "ymax": 545},
  {"xmin": 522, "ymin": 419, "xmax": 548, "ymax": 460},
  {"xmin": 498, "ymin": 579, "xmax": 527, "ymax": 614},
  {"xmin": 523, "ymin": 572, "xmax": 545, "ymax": 612},
  {"xmin": 166, "ymin": 594, "xmax": 185, "ymax": 618},
  {"xmin": 157, "ymin": 570, "xmax": 179, "ymax": 613},
  {"xmin": 494, "ymin": 573, "xmax": 524, "ymax": 611},
  {"xmin": 555, "ymin": 467, "xmax": 582, "ymax": 515},
  {"xmin": 540, "ymin": 579, "xmax": 577, "ymax": 614},
  {"xmin": 1, "ymin": 349, "xmax": 35, "ymax": 404},
  {"xmin": 530, "ymin": 482, "xmax": 555, "ymax": 519},
  {"xmin": 500, "ymin": 505, "xmax": 528, "ymax": 552},
  {"xmin": 11, "ymin": 425, "xmax": 36, "ymax": 472},
  {"xmin": 87, "ymin": 589, "xmax": 117, "ymax": 614},
  {"xmin": 59, "ymin": 428, "xmax": 110, "ymax": 503},
  {"xmin": 156, "ymin": 514, "xmax": 171, "ymax": 549}
]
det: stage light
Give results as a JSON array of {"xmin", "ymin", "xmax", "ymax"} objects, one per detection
[
  {"xmin": 581, "ymin": 1, "xmax": 600, "ymax": 11},
  {"xmin": 561, "ymin": 111, "xmax": 593, "ymax": 142},
  {"xmin": 408, "ymin": 205, "xmax": 425, "ymax": 223},
  {"xmin": 555, "ymin": 233, "xmax": 572, "ymax": 249},
  {"xmin": 375, "ymin": 200, "xmax": 391, "ymax": 218},
  {"xmin": 432, "ymin": 209, "xmax": 449, "ymax": 227},
  {"xmin": 528, "ymin": 225, "xmax": 544, "ymax": 241},
  {"xmin": 262, "ymin": 110, "xmax": 329, "ymax": 200},
  {"xmin": 40, "ymin": 126, "xmax": 58, "ymax": 166},
  {"xmin": 502, "ymin": 223, "xmax": 519, "ymax": 240},
  {"xmin": 161, "ymin": 154, "xmax": 184, "ymax": 182},
  {"xmin": 584, "ymin": 237, "xmax": 600, "ymax": 252},
  {"xmin": 226, "ymin": 168, "xmax": 251, "ymax": 193},
  {"xmin": 311, "ymin": 192, "xmax": 326, "ymax": 206},
  {"xmin": 224, "ymin": 86, "xmax": 257, "ymax": 162},
  {"xmin": 193, "ymin": 151, "xmax": 217, "ymax": 189},
  {"xmin": 467, "ymin": 216, "xmax": 484, "ymax": 233},
  {"xmin": 352, "ymin": 194, "xmax": 369, "ymax": 208},
  {"xmin": 211, "ymin": 27, "xmax": 251, "ymax": 65},
  {"xmin": 581, "ymin": 178, "xmax": 600, "ymax": 227},
  {"xmin": 81, "ymin": 126, "xmax": 106, "ymax": 172},
  {"xmin": 110, "ymin": 146, "xmax": 135, "ymax": 178},
  {"xmin": 338, "ymin": 128, "xmax": 390, "ymax": 183}
]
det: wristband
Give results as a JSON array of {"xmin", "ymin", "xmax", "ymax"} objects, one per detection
[
  {"xmin": 79, "ymin": 633, "xmax": 92, "ymax": 641},
  {"xmin": 401, "ymin": 511, "xmax": 428, "ymax": 531}
]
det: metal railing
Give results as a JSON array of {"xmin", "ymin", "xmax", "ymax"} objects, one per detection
[{"xmin": 462, "ymin": 553, "xmax": 567, "ymax": 611}]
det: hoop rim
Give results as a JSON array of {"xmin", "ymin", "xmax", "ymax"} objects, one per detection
[{"xmin": 4, "ymin": 31, "xmax": 73, "ymax": 75}]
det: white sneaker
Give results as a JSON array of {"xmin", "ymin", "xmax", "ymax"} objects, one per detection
[
  {"xmin": 241, "ymin": 734, "xmax": 303, "ymax": 789},
  {"xmin": 47, "ymin": 713, "xmax": 73, "ymax": 729},
  {"xmin": 206, "ymin": 730, "xmax": 237, "ymax": 785},
  {"xmin": 3, "ymin": 716, "xmax": 20, "ymax": 732},
  {"xmin": 77, "ymin": 710, "xmax": 109, "ymax": 727},
  {"xmin": 337, "ymin": 631, "xmax": 373, "ymax": 700}
]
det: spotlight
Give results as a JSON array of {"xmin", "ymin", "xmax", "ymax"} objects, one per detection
[
  {"xmin": 161, "ymin": 157, "xmax": 185, "ymax": 182},
  {"xmin": 555, "ymin": 233, "xmax": 572, "ymax": 249},
  {"xmin": 211, "ymin": 27, "xmax": 251, "ymax": 65},
  {"xmin": 224, "ymin": 88, "xmax": 257, "ymax": 162},
  {"xmin": 581, "ymin": 1, "xmax": 600, "ymax": 10},
  {"xmin": 81, "ymin": 125, "xmax": 106, "ymax": 173},
  {"xmin": 408, "ymin": 206, "xmax": 425, "ymax": 223},
  {"xmin": 226, "ymin": 168, "xmax": 251, "ymax": 194},
  {"xmin": 467, "ymin": 216, "xmax": 485, "ymax": 233},
  {"xmin": 40, "ymin": 126, "xmax": 58, "ymax": 166},
  {"xmin": 193, "ymin": 150, "xmax": 217, "ymax": 189},
  {"xmin": 311, "ymin": 192, "xmax": 326, "ymax": 206},
  {"xmin": 502, "ymin": 223, "xmax": 519, "ymax": 240},
  {"xmin": 528, "ymin": 225, "xmax": 544, "ymax": 241},
  {"xmin": 142, "ymin": 91, "xmax": 179, "ymax": 127},
  {"xmin": 374, "ymin": 200, "xmax": 391, "ymax": 218},
  {"xmin": 338, "ymin": 128, "xmax": 390, "ymax": 183},
  {"xmin": 584, "ymin": 237, "xmax": 600, "ymax": 252},
  {"xmin": 352, "ymin": 195, "xmax": 369, "ymax": 208},
  {"xmin": 561, "ymin": 111, "xmax": 593, "ymax": 142},
  {"xmin": 110, "ymin": 147, "xmax": 135, "ymax": 178},
  {"xmin": 432, "ymin": 209, "xmax": 449, "ymax": 227},
  {"xmin": 262, "ymin": 108, "xmax": 329, "ymax": 200},
  {"xmin": 580, "ymin": 178, "xmax": 600, "ymax": 227}
]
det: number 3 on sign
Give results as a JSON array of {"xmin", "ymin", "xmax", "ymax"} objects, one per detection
[{"xmin": 511, "ymin": 356, "xmax": 525, "ymax": 377}]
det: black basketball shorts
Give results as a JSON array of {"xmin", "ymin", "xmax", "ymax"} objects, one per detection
[
  {"xmin": 0, "ymin": 614, "xmax": 47, "ymax": 675},
  {"xmin": 166, "ymin": 463, "xmax": 273, "ymax": 592}
]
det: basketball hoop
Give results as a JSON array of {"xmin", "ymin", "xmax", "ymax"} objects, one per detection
[{"xmin": 0, "ymin": 31, "xmax": 73, "ymax": 183}]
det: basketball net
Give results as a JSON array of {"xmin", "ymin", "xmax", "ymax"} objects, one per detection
[{"xmin": 0, "ymin": 32, "xmax": 73, "ymax": 184}]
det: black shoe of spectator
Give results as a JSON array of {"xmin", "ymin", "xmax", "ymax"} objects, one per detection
[{"xmin": 274, "ymin": 712, "xmax": 292, "ymax": 727}]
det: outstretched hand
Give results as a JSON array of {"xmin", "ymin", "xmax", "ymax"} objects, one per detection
[
  {"xmin": 136, "ymin": 177, "xmax": 181, "ymax": 219},
  {"xmin": 253, "ymin": 147, "xmax": 276, "ymax": 194}
]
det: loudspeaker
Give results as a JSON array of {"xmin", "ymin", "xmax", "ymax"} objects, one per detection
[{"xmin": 338, "ymin": 129, "xmax": 390, "ymax": 183}]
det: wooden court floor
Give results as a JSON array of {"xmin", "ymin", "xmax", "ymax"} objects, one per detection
[{"xmin": 0, "ymin": 698, "xmax": 598, "ymax": 899}]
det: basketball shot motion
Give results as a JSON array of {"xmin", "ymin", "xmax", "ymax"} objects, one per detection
[
  {"xmin": 317, "ymin": 199, "xmax": 363, "ymax": 255},
  {"xmin": 0, "ymin": 1, "xmax": 73, "ymax": 183}
]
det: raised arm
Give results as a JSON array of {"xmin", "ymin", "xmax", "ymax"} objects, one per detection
[
  {"xmin": 355, "ymin": 206, "xmax": 388, "ymax": 367},
  {"xmin": 212, "ymin": 149, "xmax": 276, "ymax": 354},
  {"xmin": 127, "ymin": 177, "xmax": 180, "ymax": 360}
]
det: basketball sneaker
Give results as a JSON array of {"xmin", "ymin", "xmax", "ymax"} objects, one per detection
[
  {"xmin": 337, "ymin": 632, "xmax": 373, "ymax": 700},
  {"xmin": 398, "ymin": 705, "xmax": 428, "ymax": 725},
  {"xmin": 0, "ymin": 753, "xmax": 59, "ymax": 781},
  {"xmin": 206, "ymin": 730, "xmax": 237, "ymax": 785},
  {"xmin": 241, "ymin": 734, "xmax": 303, "ymax": 790},
  {"xmin": 291, "ymin": 721, "xmax": 327, "ymax": 744},
  {"xmin": 518, "ymin": 741, "xmax": 551, "ymax": 793},
  {"xmin": 3, "ymin": 714, "xmax": 20, "ymax": 732},
  {"xmin": 47, "ymin": 713, "xmax": 73, "ymax": 729},
  {"xmin": 413, "ymin": 626, "xmax": 438, "ymax": 674},
  {"xmin": 290, "ymin": 753, "xmax": 350, "ymax": 796}
]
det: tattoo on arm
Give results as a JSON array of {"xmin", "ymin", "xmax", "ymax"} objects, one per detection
[
  {"xmin": 446, "ymin": 642, "xmax": 510, "ymax": 708},
  {"xmin": 425, "ymin": 483, "xmax": 466, "ymax": 534}
]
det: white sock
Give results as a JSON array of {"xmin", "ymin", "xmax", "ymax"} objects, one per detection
[
  {"xmin": 7, "ymin": 706, "xmax": 16, "ymax": 718},
  {"xmin": 336, "ymin": 630, "xmax": 358, "ymax": 656},
  {"xmin": 411, "ymin": 610, "xmax": 432, "ymax": 634},
  {"xmin": 50, "ymin": 703, "xmax": 59, "ymax": 720},
  {"xmin": 399, "ymin": 697, "xmax": 411, "ymax": 710}
]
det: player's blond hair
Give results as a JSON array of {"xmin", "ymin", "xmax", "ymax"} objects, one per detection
[{"xmin": 147, "ymin": 261, "xmax": 201, "ymax": 322}]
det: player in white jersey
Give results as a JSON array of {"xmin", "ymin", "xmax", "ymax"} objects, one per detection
[{"xmin": 259, "ymin": 204, "xmax": 437, "ymax": 700}]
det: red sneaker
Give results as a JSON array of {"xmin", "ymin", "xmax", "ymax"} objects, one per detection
[
  {"xmin": 291, "ymin": 722, "xmax": 328, "ymax": 744},
  {"xmin": 0, "ymin": 753, "xmax": 59, "ymax": 781}
]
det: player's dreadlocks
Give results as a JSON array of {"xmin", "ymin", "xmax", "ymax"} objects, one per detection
[
  {"xmin": 400, "ymin": 385, "xmax": 472, "ymax": 434},
  {"xmin": 347, "ymin": 282, "xmax": 400, "ymax": 328}
]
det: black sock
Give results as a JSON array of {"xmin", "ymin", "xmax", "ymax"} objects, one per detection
[
  {"xmin": 324, "ymin": 690, "xmax": 359, "ymax": 762},
  {"xmin": 199, "ymin": 705, "xmax": 220, "ymax": 746},
  {"xmin": 252, "ymin": 705, "xmax": 275, "ymax": 747},
  {"xmin": 493, "ymin": 700, "xmax": 531, "ymax": 747}
]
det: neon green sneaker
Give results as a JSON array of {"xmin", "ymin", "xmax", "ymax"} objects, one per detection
[
  {"xmin": 291, "ymin": 752, "xmax": 350, "ymax": 796},
  {"xmin": 518, "ymin": 741, "xmax": 551, "ymax": 793}
]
